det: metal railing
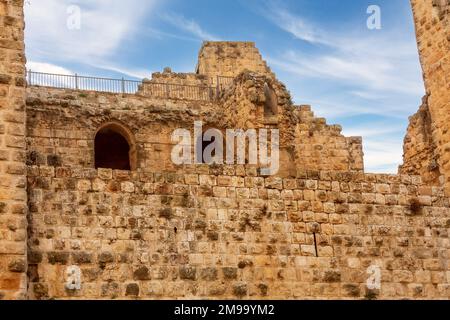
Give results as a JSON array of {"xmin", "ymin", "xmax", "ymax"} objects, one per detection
[
  {"xmin": 216, "ymin": 75, "xmax": 234, "ymax": 90},
  {"xmin": 26, "ymin": 70, "xmax": 234, "ymax": 102},
  {"xmin": 27, "ymin": 70, "xmax": 142, "ymax": 94},
  {"xmin": 138, "ymin": 81, "xmax": 216, "ymax": 101}
]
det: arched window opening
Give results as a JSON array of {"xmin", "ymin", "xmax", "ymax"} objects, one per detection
[
  {"xmin": 264, "ymin": 83, "xmax": 278, "ymax": 117},
  {"xmin": 95, "ymin": 123, "xmax": 136, "ymax": 170}
]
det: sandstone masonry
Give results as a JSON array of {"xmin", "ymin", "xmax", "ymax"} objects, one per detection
[{"xmin": 0, "ymin": 0, "xmax": 449, "ymax": 300}]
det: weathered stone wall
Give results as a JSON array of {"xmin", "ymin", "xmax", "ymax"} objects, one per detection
[
  {"xmin": 293, "ymin": 106, "xmax": 363, "ymax": 173},
  {"xmin": 26, "ymin": 166, "xmax": 450, "ymax": 299},
  {"xmin": 0, "ymin": 0, "xmax": 448, "ymax": 300},
  {"xmin": 26, "ymin": 73, "xmax": 363, "ymax": 177},
  {"xmin": 407, "ymin": 0, "xmax": 450, "ymax": 195},
  {"xmin": 0, "ymin": 0, "xmax": 28, "ymax": 300},
  {"xmin": 25, "ymin": 86, "xmax": 219, "ymax": 173},
  {"xmin": 23, "ymin": 85, "xmax": 448, "ymax": 300},
  {"xmin": 218, "ymin": 73, "xmax": 363, "ymax": 176}
]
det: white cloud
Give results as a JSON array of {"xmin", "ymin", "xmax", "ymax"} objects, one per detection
[
  {"xmin": 161, "ymin": 13, "xmax": 221, "ymax": 41},
  {"xmin": 293, "ymin": 97, "xmax": 410, "ymax": 119},
  {"xmin": 26, "ymin": 61, "xmax": 73, "ymax": 75},
  {"xmin": 145, "ymin": 27, "xmax": 202, "ymax": 43},
  {"xmin": 261, "ymin": 5, "xmax": 424, "ymax": 173},
  {"xmin": 362, "ymin": 139, "xmax": 403, "ymax": 173},
  {"xmin": 25, "ymin": 61, "xmax": 75, "ymax": 87},
  {"xmin": 350, "ymin": 90, "xmax": 385, "ymax": 100},
  {"xmin": 262, "ymin": 5, "xmax": 424, "ymax": 96},
  {"xmin": 24, "ymin": 0, "xmax": 158, "ymax": 71},
  {"xmin": 269, "ymin": 46, "xmax": 423, "ymax": 97},
  {"xmin": 263, "ymin": 5, "xmax": 330, "ymax": 45}
]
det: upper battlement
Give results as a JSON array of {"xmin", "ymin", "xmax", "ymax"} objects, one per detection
[
  {"xmin": 25, "ymin": 42, "xmax": 278, "ymax": 102},
  {"xmin": 196, "ymin": 41, "xmax": 274, "ymax": 79}
]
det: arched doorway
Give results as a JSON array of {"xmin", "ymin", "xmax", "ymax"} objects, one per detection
[{"xmin": 94, "ymin": 122, "xmax": 137, "ymax": 170}]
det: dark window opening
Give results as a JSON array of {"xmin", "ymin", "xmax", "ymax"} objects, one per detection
[{"xmin": 95, "ymin": 127, "xmax": 131, "ymax": 170}]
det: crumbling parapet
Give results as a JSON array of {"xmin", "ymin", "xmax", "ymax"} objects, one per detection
[
  {"xmin": 137, "ymin": 68, "xmax": 214, "ymax": 101},
  {"xmin": 24, "ymin": 165, "xmax": 450, "ymax": 300},
  {"xmin": 400, "ymin": 95, "xmax": 442, "ymax": 185},
  {"xmin": 292, "ymin": 106, "xmax": 364, "ymax": 173}
]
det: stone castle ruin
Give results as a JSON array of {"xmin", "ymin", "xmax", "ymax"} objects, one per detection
[{"xmin": 0, "ymin": 0, "xmax": 449, "ymax": 299}]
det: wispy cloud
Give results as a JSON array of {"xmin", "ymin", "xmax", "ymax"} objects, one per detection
[
  {"xmin": 342, "ymin": 125, "xmax": 403, "ymax": 138},
  {"xmin": 92, "ymin": 64, "xmax": 151, "ymax": 79},
  {"xmin": 145, "ymin": 27, "xmax": 202, "ymax": 43},
  {"xmin": 260, "ymin": 2, "xmax": 424, "ymax": 96},
  {"xmin": 349, "ymin": 90, "xmax": 386, "ymax": 100},
  {"xmin": 268, "ymin": 43, "xmax": 423, "ymax": 97},
  {"xmin": 258, "ymin": 3, "xmax": 424, "ymax": 173},
  {"xmin": 24, "ymin": 0, "xmax": 158, "ymax": 75},
  {"xmin": 161, "ymin": 13, "xmax": 221, "ymax": 41}
]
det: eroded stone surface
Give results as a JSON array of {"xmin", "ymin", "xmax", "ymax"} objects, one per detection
[{"xmin": 0, "ymin": 0, "xmax": 28, "ymax": 300}]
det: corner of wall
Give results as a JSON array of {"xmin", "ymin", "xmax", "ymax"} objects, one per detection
[{"xmin": 0, "ymin": 0, "xmax": 28, "ymax": 300}]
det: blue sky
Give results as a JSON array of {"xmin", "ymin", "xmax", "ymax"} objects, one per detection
[{"xmin": 24, "ymin": 0, "xmax": 425, "ymax": 173}]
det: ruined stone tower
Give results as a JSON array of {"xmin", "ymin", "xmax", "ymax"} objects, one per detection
[
  {"xmin": 0, "ymin": 0, "xmax": 449, "ymax": 300},
  {"xmin": 401, "ymin": 0, "xmax": 450, "ymax": 195},
  {"xmin": 0, "ymin": 0, "xmax": 28, "ymax": 299},
  {"xmin": 196, "ymin": 42, "xmax": 275, "ymax": 79}
]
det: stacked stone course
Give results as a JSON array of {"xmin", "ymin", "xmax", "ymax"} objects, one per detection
[
  {"xmin": 26, "ymin": 166, "xmax": 449, "ymax": 299},
  {"xmin": 196, "ymin": 42, "xmax": 275, "ymax": 80},
  {"xmin": 0, "ymin": 0, "xmax": 27, "ymax": 300}
]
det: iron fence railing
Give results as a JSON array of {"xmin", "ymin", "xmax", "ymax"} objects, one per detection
[
  {"xmin": 26, "ymin": 70, "xmax": 235, "ymax": 102},
  {"xmin": 138, "ymin": 81, "xmax": 216, "ymax": 101},
  {"xmin": 216, "ymin": 75, "xmax": 234, "ymax": 90},
  {"xmin": 27, "ymin": 70, "xmax": 142, "ymax": 94}
]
